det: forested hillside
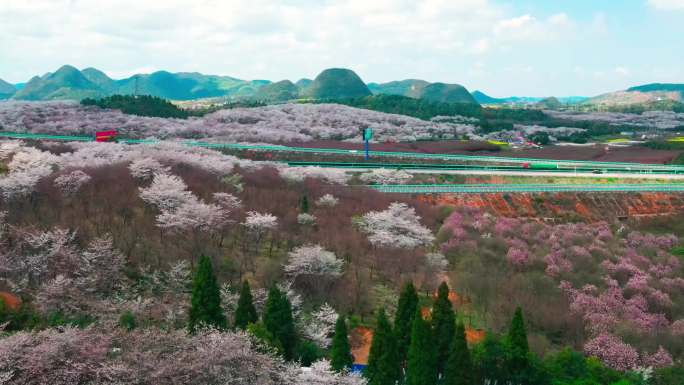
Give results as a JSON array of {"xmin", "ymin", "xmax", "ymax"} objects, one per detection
[{"xmin": 0, "ymin": 139, "xmax": 681, "ymax": 384}]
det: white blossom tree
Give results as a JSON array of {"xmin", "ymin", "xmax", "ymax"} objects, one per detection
[
  {"xmin": 297, "ymin": 213, "xmax": 317, "ymax": 226},
  {"xmin": 297, "ymin": 360, "xmax": 367, "ymax": 385},
  {"xmin": 284, "ymin": 245, "xmax": 344, "ymax": 278},
  {"xmin": 300, "ymin": 303, "xmax": 339, "ymax": 348},
  {"xmin": 359, "ymin": 169, "xmax": 412, "ymax": 185},
  {"xmin": 139, "ymin": 173, "xmax": 194, "ymax": 211},
  {"xmin": 129, "ymin": 157, "xmax": 170, "ymax": 180},
  {"xmin": 358, "ymin": 202, "xmax": 435, "ymax": 249},
  {"xmin": 53, "ymin": 170, "xmax": 91, "ymax": 196},
  {"xmin": 315, "ymin": 194, "xmax": 339, "ymax": 208}
]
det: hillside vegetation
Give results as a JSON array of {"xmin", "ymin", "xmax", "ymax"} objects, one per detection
[
  {"xmin": 0, "ymin": 139, "xmax": 681, "ymax": 384},
  {"xmin": 303, "ymin": 68, "xmax": 372, "ymax": 100},
  {"xmin": 81, "ymin": 95, "xmax": 190, "ymax": 119}
]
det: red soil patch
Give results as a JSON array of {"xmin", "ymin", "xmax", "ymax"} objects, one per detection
[
  {"xmin": 0, "ymin": 292, "xmax": 21, "ymax": 311},
  {"xmin": 465, "ymin": 328, "xmax": 486, "ymax": 345},
  {"xmin": 350, "ymin": 326, "xmax": 373, "ymax": 365},
  {"xmin": 421, "ymin": 192, "xmax": 684, "ymax": 221}
]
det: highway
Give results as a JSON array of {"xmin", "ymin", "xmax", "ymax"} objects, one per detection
[
  {"xmin": 286, "ymin": 161, "xmax": 684, "ymax": 176},
  {"xmin": 4, "ymin": 131, "xmax": 684, "ymax": 193},
  {"xmin": 369, "ymin": 184, "xmax": 684, "ymax": 194},
  {"xmin": 1, "ymin": 131, "xmax": 684, "ymax": 172}
]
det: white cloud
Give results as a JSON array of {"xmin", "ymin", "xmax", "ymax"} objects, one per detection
[
  {"xmin": 0, "ymin": 0, "xmax": 577, "ymax": 84},
  {"xmin": 647, "ymin": 0, "xmax": 684, "ymax": 10}
]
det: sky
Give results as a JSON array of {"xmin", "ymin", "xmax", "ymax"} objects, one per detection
[{"xmin": 0, "ymin": 0, "xmax": 682, "ymax": 97}]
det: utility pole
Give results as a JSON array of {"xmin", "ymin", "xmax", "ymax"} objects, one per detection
[{"xmin": 134, "ymin": 75, "xmax": 139, "ymax": 97}]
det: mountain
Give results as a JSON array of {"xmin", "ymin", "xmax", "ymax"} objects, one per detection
[
  {"xmin": 0, "ymin": 78, "xmax": 16, "ymax": 100},
  {"xmin": 295, "ymin": 78, "xmax": 313, "ymax": 89},
  {"xmin": 418, "ymin": 82, "xmax": 477, "ymax": 104},
  {"xmin": 304, "ymin": 68, "xmax": 372, "ymax": 99},
  {"xmin": 586, "ymin": 83, "xmax": 684, "ymax": 107},
  {"xmin": 627, "ymin": 83, "xmax": 684, "ymax": 96},
  {"xmin": 254, "ymin": 80, "xmax": 299, "ymax": 102},
  {"xmin": 472, "ymin": 90, "xmax": 587, "ymax": 105},
  {"xmin": 536, "ymin": 96, "xmax": 563, "ymax": 109},
  {"xmin": 12, "ymin": 65, "xmax": 104, "ymax": 100},
  {"xmin": 471, "ymin": 90, "xmax": 506, "ymax": 104},
  {"xmin": 368, "ymin": 79, "xmax": 430, "ymax": 98},
  {"xmin": 9, "ymin": 66, "xmax": 273, "ymax": 101},
  {"xmin": 114, "ymin": 71, "xmax": 264, "ymax": 100},
  {"xmin": 81, "ymin": 67, "xmax": 116, "ymax": 92},
  {"xmin": 368, "ymin": 79, "xmax": 477, "ymax": 104}
]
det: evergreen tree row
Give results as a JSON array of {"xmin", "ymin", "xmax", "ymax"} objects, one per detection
[{"xmin": 186, "ymin": 257, "xmax": 674, "ymax": 385}]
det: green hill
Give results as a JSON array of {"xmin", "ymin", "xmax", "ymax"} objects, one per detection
[
  {"xmin": 0, "ymin": 78, "xmax": 16, "ymax": 100},
  {"xmin": 13, "ymin": 65, "xmax": 104, "ymax": 100},
  {"xmin": 368, "ymin": 79, "xmax": 477, "ymax": 104},
  {"xmin": 471, "ymin": 90, "xmax": 506, "ymax": 104},
  {"xmin": 536, "ymin": 96, "xmax": 563, "ymax": 109},
  {"xmin": 627, "ymin": 83, "xmax": 684, "ymax": 95},
  {"xmin": 418, "ymin": 82, "xmax": 477, "ymax": 104},
  {"xmin": 114, "ymin": 71, "xmax": 258, "ymax": 100},
  {"xmin": 10, "ymin": 66, "xmax": 272, "ymax": 101},
  {"xmin": 295, "ymin": 78, "xmax": 313, "ymax": 90},
  {"xmin": 305, "ymin": 68, "xmax": 372, "ymax": 99},
  {"xmin": 82, "ymin": 94, "xmax": 189, "ymax": 118},
  {"xmin": 254, "ymin": 80, "xmax": 299, "ymax": 102},
  {"xmin": 82, "ymin": 67, "xmax": 116, "ymax": 92},
  {"xmin": 368, "ymin": 79, "xmax": 430, "ymax": 98}
]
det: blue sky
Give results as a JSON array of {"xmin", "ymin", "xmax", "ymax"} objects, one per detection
[{"xmin": 0, "ymin": 0, "xmax": 682, "ymax": 96}]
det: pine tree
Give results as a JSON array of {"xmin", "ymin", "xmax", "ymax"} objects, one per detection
[
  {"xmin": 263, "ymin": 286, "xmax": 298, "ymax": 360},
  {"xmin": 507, "ymin": 307, "xmax": 530, "ymax": 377},
  {"xmin": 234, "ymin": 280, "xmax": 258, "ymax": 330},
  {"xmin": 300, "ymin": 195, "xmax": 309, "ymax": 213},
  {"xmin": 330, "ymin": 315, "xmax": 353, "ymax": 372},
  {"xmin": 443, "ymin": 322, "xmax": 473, "ymax": 385},
  {"xmin": 406, "ymin": 309, "xmax": 437, "ymax": 385},
  {"xmin": 432, "ymin": 281, "xmax": 455, "ymax": 375},
  {"xmin": 365, "ymin": 308, "xmax": 401, "ymax": 385},
  {"xmin": 395, "ymin": 281, "xmax": 418, "ymax": 364},
  {"xmin": 188, "ymin": 255, "xmax": 227, "ymax": 332}
]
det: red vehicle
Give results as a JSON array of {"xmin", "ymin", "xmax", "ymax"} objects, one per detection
[{"xmin": 95, "ymin": 130, "xmax": 117, "ymax": 142}]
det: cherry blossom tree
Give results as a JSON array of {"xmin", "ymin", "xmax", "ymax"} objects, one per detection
[
  {"xmin": 359, "ymin": 169, "xmax": 412, "ymax": 185},
  {"xmin": 296, "ymin": 360, "xmax": 367, "ymax": 385},
  {"xmin": 284, "ymin": 245, "xmax": 344, "ymax": 279},
  {"xmin": 139, "ymin": 173, "xmax": 194, "ymax": 211},
  {"xmin": 315, "ymin": 194, "xmax": 339, "ymax": 208},
  {"xmin": 53, "ymin": 170, "xmax": 91, "ymax": 196},
  {"xmin": 297, "ymin": 213, "xmax": 317, "ymax": 226},
  {"xmin": 643, "ymin": 346, "xmax": 674, "ymax": 368},
  {"xmin": 358, "ymin": 202, "xmax": 434, "ymax": 249},
  {"xmin": 300, "ymin": 303, "xmax": 339, "ymax": 348},
  {"xmin": 128, "ymin": 157, "xmax": 170, "ymax": 180},
  {"xmin": 583, "ymin": 333, "xmax": 640, "ymax": 371}
]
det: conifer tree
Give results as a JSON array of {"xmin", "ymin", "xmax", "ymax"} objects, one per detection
[
  {"xmin": 188, "ymin": 255, "xmax": 227, "ymax": 332},
  {"xmin": 300, "ymin": 195, "xmax": 309, "ymax": 213},
  {"xmin": 507, "ymin": 307, "xmax": 530, "ymax": 376},
  {"xmin": 406, "ymin": 309, "xmax": 437, "ymax": 385},
  {"xmin": 234, "ymin": 280, "xmax": 258, "ymax": 330},
  {"xmin": 365, "ymin": 308, "xmax": 401, "ymax": 385},
  {"xmin": 263, "ymin": 286, "xmax": 298, "ymax": 360},
  {"xmin": 330, "ymin": 315, "xmax": 353, "ymax": 372},
  {"xmin": 444, "ymin": 322, "xmax": 473, "ymax": 385},
  {"xmin": 432, "ymin": 281, "xmax": 455, "ymax": 375},
  {"xmin": 394, "ymin": 281, "xmax": 418, "ymax": 363}
]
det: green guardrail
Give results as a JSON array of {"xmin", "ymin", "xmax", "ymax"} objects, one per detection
[
  {"xmin": 369, "ymin": 184, "xmax": 684, "ymax": 194},
  {"xmin": 2, "ymin": 130, "xmax": 684, "ymax": 171},
  {"xmin": 285, "ymin": 161, "xmax": 684, "ymax": 175}
]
